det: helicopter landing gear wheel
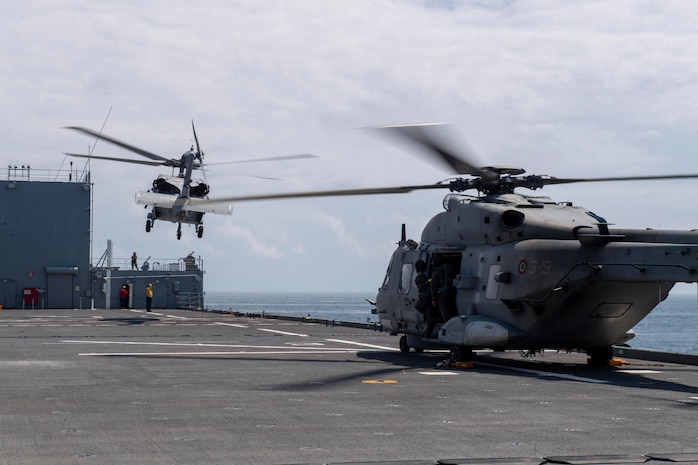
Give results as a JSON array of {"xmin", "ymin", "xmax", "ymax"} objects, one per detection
[
  {"xmin": 145, "ymin": 219, "xmax": 152, "ymax": 232},
  {"xmin": 197, "ymin": 225, "xmax": 204, "ymax": 238},
  {"xmin": 399, "ymin": 335, "xmax": 410, "ymax": 353},
  {"xmin": 587, "ymin": 346, "xmax": 613, "ymax": 366},
  {"xmin": 450, "ymin": 345, "xmax": 473, "ymax": 363},
  {"xmin": 176, "ymin": 223, "xmax": 182, "ymax": 240}
]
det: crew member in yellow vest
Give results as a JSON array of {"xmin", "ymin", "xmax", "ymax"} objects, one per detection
[{"xmin": 145, "ymin": 283, "xmax": 153, "ymax": 312}]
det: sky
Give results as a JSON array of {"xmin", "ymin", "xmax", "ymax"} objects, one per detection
[{"xmin": 4, "ymin": 0, "xmax": 698, "ymax": 293}]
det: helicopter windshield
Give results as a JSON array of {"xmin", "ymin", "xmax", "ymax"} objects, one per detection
[{"xmin": 399, "ymin": 263, "xmax": 413, "ymax": 294}]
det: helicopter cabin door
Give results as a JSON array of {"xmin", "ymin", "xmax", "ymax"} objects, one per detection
[
  {"xmin": 430, "ymin": 252, "xmax": 462, "ymax": 315},
  {"xmin": 391, "ymin": 248, "xmax": 423, "ymax": 323}
]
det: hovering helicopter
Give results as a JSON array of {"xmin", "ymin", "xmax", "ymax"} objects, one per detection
[
  {"xmin": 64, "ymin": 122, "xmax": 314, "ymax": 240},
  {"xmin": 201, "ymin": 123, "xmax": 698, "ymax": 365}
]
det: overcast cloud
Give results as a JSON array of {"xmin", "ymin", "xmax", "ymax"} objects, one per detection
[{"xmin": 3, "ymin": 1, "xmax": 698, "ymax": 292}]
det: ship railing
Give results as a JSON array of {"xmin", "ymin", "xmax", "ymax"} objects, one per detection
[
  {"xmin": 3, "ymin": 166, "xmax": 90, "ymax": 183},
  {"xmin": 91, "ymin": 255, "xmax": 204, "ymax": 273}
]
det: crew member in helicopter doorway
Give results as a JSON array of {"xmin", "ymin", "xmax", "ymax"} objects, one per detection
[
  {"xmin": 431, "ymin": 255, "xmax": 457, "ymax": 323},
  {"xmin": 415, "ymin": 259, "xmax": 440, "ymax": 337},
  {"xmin": 145, "ymin": 283, "xmax": 153, "ymax": 312}
]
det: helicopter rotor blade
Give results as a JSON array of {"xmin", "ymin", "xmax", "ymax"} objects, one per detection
[
  {"xmin": 196, "ymin": 183, "xmax": 448, "ymax": 204},
  {"xmin": 538, "ymin": 173, "xmax": 698, "ymax": 186},
  {"xmin": 64, "ymin": 126, "xmax": 172, "ymax": 163},
  {"xmin": 371, "ymin": 123, "xmax": 491, "ymax": 178},
  {"xmin": 188, "ymin": 170, "xmax": 698, "ymax": 206},
  {"xmin": 63, "ymin": 152, "xmax": 165, "ymax": 167},
  {"xmin": 191, "ymin": 120, "xmax": 203, "ymax": 159},
  {"xmin": 204, "ymin": 153, "xmax": 317, "ymax": 166},
  {"xmin": 190, "ymin": 120, "xmax": 208, "ymax": 183},
  {"xmin": 212, "ymin": 173, "xmax": 284, "ymax": 181}
]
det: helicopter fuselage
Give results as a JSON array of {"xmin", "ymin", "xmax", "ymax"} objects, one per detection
[
  {"xmin": 148, "ymin": 174, "xmax": 209, "ymax": 224},
  {"xmin": 376, "ymin": 193, "xmax": 698, "ymax": 363},
  {"xmin": 139, "ymin": 172, "xmax": 212, "ymax": 239}
]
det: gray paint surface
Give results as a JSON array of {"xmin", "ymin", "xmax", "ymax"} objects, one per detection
[
  {"xmin": 0, "ymin": 308, "xmax": 696, "ymax": 465},
  {"xmin": 1, "ymin": 174, "xmax": 203, "ymax": 309}
]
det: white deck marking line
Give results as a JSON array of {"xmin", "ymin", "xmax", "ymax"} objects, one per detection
[
  {"xmin": 63, "ymin": 339, "xmax": 381, "ymax": 356},
  {"xmin": 324, "ymin": 338, "xmax": 399, "ymax": 352},
  {"xmin": 128, "ymin": 309, "xmax": 169, "ymax": 317},
  {"xmin": 257, "ymin": 328, "xmax": 309, "ymax": 337},
  {"xmin": 419, "ymin": 371, "xmax": 460, "ymax": 376},
  {"xmin": 616, "ymin": 369, "xmax": 663, "ymax": 374},
  {"xmin": 62, "ymin": 340, "xmax": 330, "ymax": 350},
  {"xmin": 476, "ymin": 362, "xmax": 610, "ymax": 384},
  {"xmin": 213, "ymin": 322, "xmax": 248, "ymax": 328},
  {"xmin": 80, "ymin": 350, "xmax": 358, "ymax": 357}
]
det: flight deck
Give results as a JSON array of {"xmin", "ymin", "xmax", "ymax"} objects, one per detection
[{"xmin": 1, "ymin": 308, "xmax": 697, "ymax": 465}]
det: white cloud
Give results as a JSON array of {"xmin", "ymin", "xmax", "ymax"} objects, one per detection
[
  {"xmin": 215, "ymin": 223, "xmax": 285, "ymax": 259},
  {"xmin": 4, "ymin": 0, "xmax": 698, "ymax": 291},
  {"xmin": 314, "ymin": 212, "xmax": 367, "ymax": 257}
]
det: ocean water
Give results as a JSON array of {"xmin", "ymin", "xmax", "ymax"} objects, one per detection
[
  {"xmin": 205, "ymin": 291, "xmax": 377, "ymax": 324},
  {"xmin": 629, "ymin": 292, "xmax": 698, "ymax": 355},
  {"xmin": 204, "ymin": 290, "xmax": 698, "ymax": 355}
]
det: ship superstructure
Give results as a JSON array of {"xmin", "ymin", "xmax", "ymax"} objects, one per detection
[{"xmin": 0, "ymin": 166, "xmax": 203, "ymax": 309}]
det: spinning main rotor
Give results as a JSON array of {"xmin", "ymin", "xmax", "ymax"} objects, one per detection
[
  {"xmin": 203, "ymin": 123, "xmax": 698, "ymax": 204},
  {"xmin": 64, "ymin": 123, "xmax": 315, "ymax": 172}
]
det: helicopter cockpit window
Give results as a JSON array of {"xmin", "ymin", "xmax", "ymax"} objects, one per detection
[
  {"xmin": 381, "ymin": 256, "xmax": 394, "ymax": 289},
  {"xmin": 399, "ymin": 263, "xmax": 413, "ymax": 294}
]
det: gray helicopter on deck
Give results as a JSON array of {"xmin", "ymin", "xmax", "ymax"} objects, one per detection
[
  {"xmin": 65, "ymin": 123, "xmax": 313, "ymax": 240},
  {"xmin": 202, "ymin": 123, "xmax": 698, "ymax": 365}
]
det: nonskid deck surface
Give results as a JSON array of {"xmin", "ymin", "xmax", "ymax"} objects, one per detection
[{"xmin": 1, "ymin": 309, "xmax": 697, "ymax": 465}]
